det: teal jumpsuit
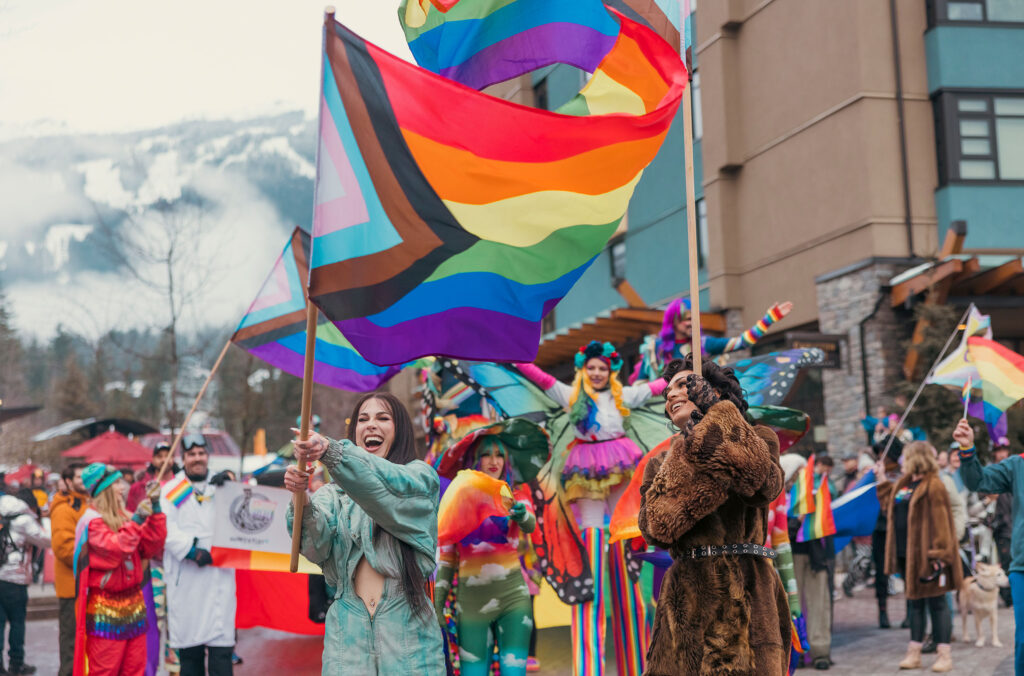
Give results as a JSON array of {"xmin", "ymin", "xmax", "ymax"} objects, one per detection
[{"xmin": 287, "ymin": 438, "xmax": 445, "ymax": 675}]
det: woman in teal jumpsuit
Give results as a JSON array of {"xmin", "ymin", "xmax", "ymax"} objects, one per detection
[{"xmin": 285, "ymin": 392, "xmax": 445, "ymax": 675}]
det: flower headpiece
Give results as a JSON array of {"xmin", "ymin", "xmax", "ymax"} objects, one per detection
[{"xmin": 574, "ymin": 340, "xmax": 622, "ymax": 372}]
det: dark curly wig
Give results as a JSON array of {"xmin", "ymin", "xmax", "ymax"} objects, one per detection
[{"xmin": 661, "ymin": 354, "xmax": 748, "ymax": 417}]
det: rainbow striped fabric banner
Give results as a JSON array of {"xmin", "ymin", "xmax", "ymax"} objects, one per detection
[
  {"xmin": 166, "ymin": 478, "xmax": 193, "ymax": 508},
  {"xmin": 307, "ymin": 2, "xmax": 687, "ymax": 366},
  {"xmin": 232, "ymin": 228, "xmax": 404, "ymax": 391},
  {"xmin": 967, "ymin": 337, "xmax": 1024, "ymax": 431},
  {"xmin": 798, "ymin": 476, "xmax": 836, "ymax": 543},
  {"xmin": 788, "ymin": 454, "xmax": 816, "ymax": 518}
]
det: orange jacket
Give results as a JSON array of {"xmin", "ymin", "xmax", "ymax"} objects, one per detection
[{"xmin": 50, "ymin": 491, "xmax": 90, "ymax": 598}]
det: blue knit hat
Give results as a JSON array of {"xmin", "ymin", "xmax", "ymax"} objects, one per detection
[{"xmin": 82, "ymin": 463, "xmax": 122, "ymax": 498}]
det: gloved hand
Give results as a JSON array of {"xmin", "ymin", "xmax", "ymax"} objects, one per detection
[
  {"xmin": 186, "ymin": 539, "xmax": 214, "ymax": 567},
  {"xmin": 684, "ymin": 374, "xmax": 721, "ymax": 415},
  {"xmin": 509, "ymin": 501, "xmax": 528, "ymax": 523},
  {"xmin": 208, "ymin": 470, "xmax": 233, "ymax": 487},
  {"xmin": 131, "ymin": 499, "xmax": 153, "ymax": 525}
]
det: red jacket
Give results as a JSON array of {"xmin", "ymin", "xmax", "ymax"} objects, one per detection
[
  {"xmin": 83, "ymin": 513, "xmax": 166, "ymax": 592},
  {"xmin": 73, "ymin": 512, "xmax": 166, "ymax": 676}
]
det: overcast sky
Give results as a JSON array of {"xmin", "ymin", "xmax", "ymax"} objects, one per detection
[{"xmin": 0, "ymin": 0, "xmax": 414, "ymax": 136}]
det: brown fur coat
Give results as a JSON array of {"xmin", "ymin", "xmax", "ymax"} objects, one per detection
[
  {"xmin": 638, "ymin": 401, "xmax": 790, "ymax": 676},
  {"xmin": 880, "ymin": 472, "xmax": 964, "ymax": 599}
]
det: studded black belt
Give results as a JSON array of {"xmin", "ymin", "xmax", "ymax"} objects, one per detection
[{"xmin": 680, "ymin": 543, "xmax": 777, "ymax": 560}]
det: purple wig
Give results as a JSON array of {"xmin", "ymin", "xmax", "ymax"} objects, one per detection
[{"xmin": 658, "ymin": 297, "xmax": 692, "ymax": 357}]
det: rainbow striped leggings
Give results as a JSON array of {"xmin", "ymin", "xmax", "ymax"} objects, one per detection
[{"xmin": 571, "ymin": 527, "xmax": 647, "ymax": 676}]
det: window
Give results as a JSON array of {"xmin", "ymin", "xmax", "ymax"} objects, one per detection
[
  {"xmin": 929, "ymin": 0, "xmax": 1024, "ymax": 24},
  {"xmin": 692, "ymin": 71, "xmax": 703, "ymax": 141},
  {"xmin": 609, "ymin": 235, "xmax": 627, "ymax": 284},
  {"xmin": 935, "ymin": 92, "xmax": 1024, "ymax": 183},
  {"xmin": 532, "ymin": 78, "xmax": 548, "ymax": 111},
  {"xmin": 696, "ymin": 198, "xmax": 709, "ymax": 268}
]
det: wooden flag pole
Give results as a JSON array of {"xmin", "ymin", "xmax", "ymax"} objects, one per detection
[
  {"xmin": 289, "ymin": 301, "xmax": 319, "ymax": 573},
  {"xmin": 681, "ymin": 57, "xmax": 702, "ymax": 376},
  {"xmin": 147, "ymin": 339, "xmax": 232, "ymax": 499}
]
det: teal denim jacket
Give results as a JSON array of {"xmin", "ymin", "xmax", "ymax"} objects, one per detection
[{"xmin": 287, "ymin": 439, "xmax": 445, "ymax": 675}]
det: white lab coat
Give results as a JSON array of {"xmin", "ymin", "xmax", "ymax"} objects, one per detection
[{"xmin": 160, "ymin": 472, "xmax": 236, "ymax": 649}]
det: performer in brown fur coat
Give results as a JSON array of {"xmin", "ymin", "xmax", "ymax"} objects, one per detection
[{"xmin": 639, "ymin": 355, "xmax": 791, "ymax": 675}]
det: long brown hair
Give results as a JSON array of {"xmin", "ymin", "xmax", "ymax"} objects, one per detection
[
  {"xmin": 93, "ymin": 484, "xmax": 129, "ymax": 532},
  {"xmin": 345, "ymin": 393, "xmax": 429, "ymax": 618}
]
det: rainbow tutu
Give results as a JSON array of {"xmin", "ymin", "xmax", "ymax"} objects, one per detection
[{"xmin": 562, "ymin": 437, "xmax": 643, "ymax": 501}]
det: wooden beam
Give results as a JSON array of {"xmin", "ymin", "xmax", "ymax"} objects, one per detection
[
  {"xmin": 614, "ymin": 280, "xmax": 647, "ymax": 309},
  {"xmin": 938, "ymin": 221, "xmax": 967, "ymax": 257},
  {"xmin": 890, "ymin": 258, "xmax": 963, "ymax": 307},
  {"xmin": 955, "ymin": 259, "xmax": 1024, "ymax": 295},
  {"xmin": 612, "ymin": 308, "xmax": 665, "ymax": 323}
]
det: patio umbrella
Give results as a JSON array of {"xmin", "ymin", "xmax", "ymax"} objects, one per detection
[{"xmin": 61, "ymin": 431, "xmax": 152, "ymax": 470}]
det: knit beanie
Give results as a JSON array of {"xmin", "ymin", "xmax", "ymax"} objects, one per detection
[{"xmin": 82, "ymin": 462, "xmax": 123, "ymax": 498}]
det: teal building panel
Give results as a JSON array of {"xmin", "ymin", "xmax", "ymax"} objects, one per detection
[
  {"xmin": 935, "ymin": 185, "xmax": 1024, "ymax": 247},
  {"xmin": 925, "ymin": 26, "xmax": 1024, "ymax": 93}
]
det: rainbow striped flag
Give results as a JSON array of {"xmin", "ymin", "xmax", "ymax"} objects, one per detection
[
  {"xmin": 967, "ymin": 337, "xmax": 1024, "ymax": 431},
  {"xmin": 232, "ymin": 228, "xmax": 404, "ymax": 391},
  {"xmin": 307, "ymin": 2, "xmax": 687, "ymax": 366},
  {"xmin": 798, "ymin": 476, "xmax": 836, "ymax": 542},
  {"xmin": 788, "ymin": 454, "xmax": 816, "ymax": 518},
  {"xmin": 166, "ymin": 478, "xmax": 193, "ymax": 508}
]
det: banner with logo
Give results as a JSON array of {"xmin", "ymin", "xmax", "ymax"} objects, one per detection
[{"xmin": 211, "ymin": 481, "xmax": 321, "ymax": 574}]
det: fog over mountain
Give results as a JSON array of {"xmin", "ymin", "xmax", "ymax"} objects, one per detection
[{"xmin": 0, "ymin": 111, "xmax": 317, "ymax": 339}]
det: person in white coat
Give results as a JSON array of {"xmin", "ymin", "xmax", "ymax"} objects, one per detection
[
  {"xmin": 160, "ymin": 436, "xmax": 236, "ymax": 676},
  {"xmin": 0, "ymin": 488, "xmax": 50, "ymax": 675}
]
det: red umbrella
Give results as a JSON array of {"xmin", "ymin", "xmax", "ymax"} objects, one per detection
[
  {"xmin": 5, "ymin": 463, "xmax": 43, "ymax": 485},
  {"xmin": 61, "ymin": 431, "xmax": 152, "ymax": 470}
]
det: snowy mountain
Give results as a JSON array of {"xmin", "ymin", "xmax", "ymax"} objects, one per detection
[{"xmin": 0, "ymin": 111, "xmax": 318, "ymax": 338}]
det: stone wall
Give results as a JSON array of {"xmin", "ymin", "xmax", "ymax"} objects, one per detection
[{"xmin": 815, "ymin": 261, "xmax": 911, "ymax": 456}]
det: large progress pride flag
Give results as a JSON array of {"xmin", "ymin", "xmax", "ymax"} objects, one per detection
[
  {"xmin": 308, "ymin": 0, "xmax": 688, "ymax": 365},
  {"xmin": 232, "ymin": 228, "xmax": 403, "ymax": 391}
]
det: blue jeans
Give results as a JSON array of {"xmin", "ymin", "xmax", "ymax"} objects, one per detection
[{"xmin": 1009, "ymin": 571, "xmax": 1024, "ymax": 675}]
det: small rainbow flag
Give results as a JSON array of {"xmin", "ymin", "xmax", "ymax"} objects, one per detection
[
  {"xmin": 788, "ymin": 454, "xmax": 816, "ymax": 518},
  {"xmin": 967, "ymin": 337, "xmax": 1024, "ymax": 429},
  {"xmin": 799, "ymin": 475, "xmax": 837, "ymax": 542},
  {"xmin": 166, "ymin": 478, "xmax": 193, "ymax": 508}
]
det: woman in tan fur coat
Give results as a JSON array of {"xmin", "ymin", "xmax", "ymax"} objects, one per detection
[
  {"xmin": 639, "ymin": 355, "xmax": 791, "ymax": 675},
  {"xmin": 876, "ymin": 441, "xmax": 962, "ymax": 672}
]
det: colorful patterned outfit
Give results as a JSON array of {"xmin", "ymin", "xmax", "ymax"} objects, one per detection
[
  {"xmin": 632, "ymin": 300, "xmax": 787, "ymax": 383},
  {"xmin": 517, "ymin": 353, "xmax": 663, "ymax": 676},
  {"xmin": 73, "ymin": 509, "xmax": 166, "ymax": 676},
  {"xmin": 436, "ymin": 484, "xmax": 535, "ymax": 676}
]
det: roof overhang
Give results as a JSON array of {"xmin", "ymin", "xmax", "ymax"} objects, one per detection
[{"xmin": 889, "ymin": 254, "xmax": 1024, "ymax": 307}]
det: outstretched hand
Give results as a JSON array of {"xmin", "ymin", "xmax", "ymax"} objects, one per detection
[
  {"xmin": 291, "ymin": 428, "xmax": 329, "ymax": 465},
  {"xmin": 952, "ymin": 419, "xmax": 974, "ymax": 450},
  {"xmin": 776, "ymin": 301, "xmax": 794, "ymax": 317}
]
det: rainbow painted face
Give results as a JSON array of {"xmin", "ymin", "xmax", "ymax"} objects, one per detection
[
  {"xmin": 665, "ymin": 369, "xmax": 698, "ymax": 428},
  {"xmin": 585, "ymin": 357, "xmax": 610, "ymax": 390},
  {"xmin": 356, "ymin": 397, "xmax": 395, "ymax": 458}
]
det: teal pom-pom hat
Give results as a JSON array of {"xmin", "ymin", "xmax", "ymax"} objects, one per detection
[
  {"xmin": 82, "ymin": 462, "xmax": 123, "ymax": 498},
  {"xmin": 574, "ymin": 340, "xmax": 623, "ymax": 372}
]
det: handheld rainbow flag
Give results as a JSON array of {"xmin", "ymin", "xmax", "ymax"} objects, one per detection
[
  {"xmin": 798, "ymin": 475, "xmax": 836, "ymax": 542},
  {"xmin": 231, "ymin": 228, "xmax": 405, "ymax": 391},
  {"xmin": 788, "ymin": 454, "xmax": 816, "ymax": 518},
  {"xmin": 967, "ymin": 337, "xmax": 1024, "ymax": 433},
  {"xmin": 925, "ymin": 306, "xmax": 1008, "ymax": 438},
  {"xmin": 438, "ymin": 469, "xmax": 514, "ymax": 546},
  {"xmin": 166, "ymin": 478, "xmax": 193, "ymax": 508},
  {"xmin": 962, "ymin": 377, "xmax": 972, "ymax": 418},
  {"xmin": 307, "ymin": 2, "xmax": 687, "ymax": 366}
]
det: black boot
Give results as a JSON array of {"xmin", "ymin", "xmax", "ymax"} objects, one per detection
[
  {"xmin": 8, "ymin": 662, "xmax": 35, "ymax": 675},
  {"xmin": 921, "ymin": 635, "xmax": 936, "ymax": 654},
  {"xmin": 879, "ymin": 607, "xmax": 891, "ymax": 629}
]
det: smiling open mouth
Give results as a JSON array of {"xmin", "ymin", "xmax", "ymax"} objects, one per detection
[{"xmin": 364, "ymin": 435, "xmax": 384, "ymax": 450}]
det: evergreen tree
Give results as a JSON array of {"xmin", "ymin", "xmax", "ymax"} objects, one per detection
[{"xmin": 55, "ymin": 354, "xmax": 95, "ymax": 420}]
